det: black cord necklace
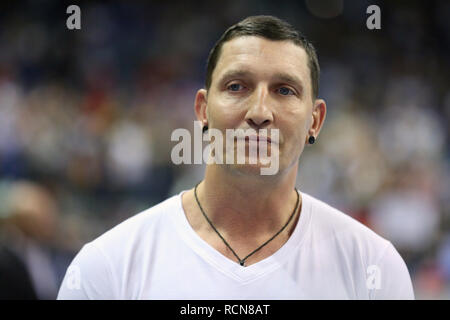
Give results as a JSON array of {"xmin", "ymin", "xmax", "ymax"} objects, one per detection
[{"xmin": 194, "ymin": 182, "xmax": 300, "ymax": 267}]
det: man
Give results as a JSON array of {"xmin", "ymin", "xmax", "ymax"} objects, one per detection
[
  {"xmin": 58, "ymin": 15, "xmax": 414, "ymax": 299},
  {"xmin": 2, "ymin": 180, "xmax": 72, "ymax": 299}
]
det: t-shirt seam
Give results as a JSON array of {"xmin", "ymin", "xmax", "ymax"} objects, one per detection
[
  {"xmin": 368, "ymin": 240, "xmax": 392, "ymax": 299},
  {"xmin": 89, "ymin": 241, "xmax": 121, "ymax": 299}
]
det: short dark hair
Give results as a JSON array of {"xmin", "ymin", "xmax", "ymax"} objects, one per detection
[{"xmin": 205, "ymin": 15, "xmax": 320, "ymax": 100}]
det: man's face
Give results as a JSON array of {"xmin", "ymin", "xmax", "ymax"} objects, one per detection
[{"xmin": 199, "ymin": 35, "xmax": 323, "ymax": 176}]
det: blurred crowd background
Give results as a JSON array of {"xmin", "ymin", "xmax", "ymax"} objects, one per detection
[{"xmin": 0, "ymin": 0, "xmax": 449, "ymax": 299}]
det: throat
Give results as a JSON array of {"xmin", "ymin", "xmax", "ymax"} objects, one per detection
[{"xmin": 182, "ymin": 183, "xmax": 301, "ymax": 267}]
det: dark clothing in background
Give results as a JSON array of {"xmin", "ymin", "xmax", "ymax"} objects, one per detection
[{"xmin": 0, "ymin": 244, "xmax": 37, "ymax": 300}]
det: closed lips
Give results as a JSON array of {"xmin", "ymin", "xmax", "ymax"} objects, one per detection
[{"xmin": 240, "ymin": 136, "xmax": 276, "ymax": 145}]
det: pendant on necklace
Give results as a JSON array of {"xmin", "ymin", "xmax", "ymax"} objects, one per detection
[{"xmin": 240, "ymin": 261, "xmax": 245, "ymax": 266}]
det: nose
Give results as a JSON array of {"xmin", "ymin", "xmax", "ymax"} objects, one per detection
[{"xmin": 244, "ymin": 85, "xmax": 274, "ymax": 129}]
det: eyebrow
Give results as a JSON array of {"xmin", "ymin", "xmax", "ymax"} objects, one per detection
[
  {"xmin": 218, "ymin": 69, "xmax": 304, "ymax": 96},
  {"xmin": 219, "ymin": 70, "xmax": 254, "ymax": 84}
]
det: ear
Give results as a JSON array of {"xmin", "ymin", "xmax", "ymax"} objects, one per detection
[
  {"xmin": 309, "ymin": 98, "xmax": 327, "ymax": 138},
  {"xmin": 194, "ymin": 89, "xmax": 208, "ymax": 124}
]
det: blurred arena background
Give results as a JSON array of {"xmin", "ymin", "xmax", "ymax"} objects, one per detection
[{"xmin": 0, "ymin": 0, "xmax": 449, "ymax": 299}]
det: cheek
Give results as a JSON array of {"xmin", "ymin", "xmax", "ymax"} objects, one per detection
[
  {"xmin": 207, "ymin": 98, "xmax": 246, "ymax": 128},
  {"xmin": 282, "ymin": 108, "xmax": 309, "ymax": 134}
]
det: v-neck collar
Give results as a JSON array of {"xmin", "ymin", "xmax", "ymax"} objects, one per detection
[{"xmin": 170, "ymin": 189, "xmax": 312, "ymax": 284}]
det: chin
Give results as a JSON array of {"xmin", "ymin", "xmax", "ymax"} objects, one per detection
[{"xmin": 225, "ymin": 158, "xmax": 280, "ymax": 177}]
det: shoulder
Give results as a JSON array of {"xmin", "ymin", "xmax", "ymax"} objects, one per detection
[
  {"xmin": 301, "ymin": 192, "xmax": 396, "ymax": 271},
  {"xmin": 302, "ymin": 192, "xmax": 414, "ymax": 299},
  {"xmin": 57, "ymin": 193, "xmax": 184, "ymax": 299},
  {"xmin": 303, "ymin": 192, "xmax": 390, "ymax": 253},
  {"xmin": 90, "ymin": 193, "xmax": 182, "ymax": 255},
  {"xmin": 81, "ymin": 194, "xmax": 183, "ymax": 264}
]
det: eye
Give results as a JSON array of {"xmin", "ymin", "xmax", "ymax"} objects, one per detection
[
  {"xmin": 278, "ymin": 87, "xmax": 295, "ymax": 96},
  {"xmin": 227, "ymin": 83, "xmax": 244, "ymax": 92}
]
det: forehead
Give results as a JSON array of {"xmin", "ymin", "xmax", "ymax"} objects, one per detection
[{"xmin": 213, "ymin": 36, "xmax": 311, "ymax": 88}]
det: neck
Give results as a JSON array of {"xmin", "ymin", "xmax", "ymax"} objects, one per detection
[{"xmin": 196, "ymin": 163, "xmax": 300, "ymax": 240}]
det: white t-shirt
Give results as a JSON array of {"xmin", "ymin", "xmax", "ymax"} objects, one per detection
[{"xmin": 57, "ymin": 191, "xmax": 414, "ymax": 300}]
